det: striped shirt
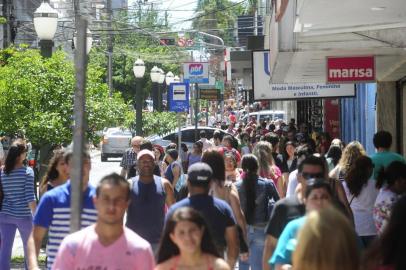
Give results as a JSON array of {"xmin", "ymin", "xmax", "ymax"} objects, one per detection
[
  {"xmin": 0, "ymin": 167, "xmax": 36, "ymax": 217},
  {"xmin": 33, "ymin": 182, "xmax": 97, "ymax": 269}
]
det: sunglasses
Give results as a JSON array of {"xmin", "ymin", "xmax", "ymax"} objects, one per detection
[{"xmin": 301, "ymin": 172, "xmax": 324, "ymax": 180}]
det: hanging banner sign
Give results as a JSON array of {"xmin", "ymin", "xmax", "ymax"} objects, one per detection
[
  {"xmin": 327, "ymin": 56, "xmax": 375, "ymax": 83},
  {"xmin": 183, "ymin": 62, "xmax": 209, "ymax": 84},
  {"xmin": 253, "ymin": 51, "xmax": 356, "ymax": 100}
]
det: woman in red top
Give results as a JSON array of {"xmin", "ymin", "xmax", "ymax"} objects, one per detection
[{"xmin": 155, "ymin": 207, "xmax": 230, "ymax": 270}]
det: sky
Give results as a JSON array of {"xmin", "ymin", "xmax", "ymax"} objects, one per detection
[{"xmin": 128, "ymin": 0, "xmax": 200, "ymax": 30}]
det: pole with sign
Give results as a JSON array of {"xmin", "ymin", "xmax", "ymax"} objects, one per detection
[
  {"xmin": 183, "ymin": 62, "xmax": 209, "ymax": 140},
  {"xmin": 168, "ymin": 83, "xmax": 190, "ymax": 156}
]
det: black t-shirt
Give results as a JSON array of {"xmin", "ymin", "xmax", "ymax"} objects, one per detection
[
  {"xmin": 265, "ymin": 197, "xmax": 305, "ymax": 238},
  {"xmin": 272, "ymin": 152, "xmax": 284, "ymax": 171}
]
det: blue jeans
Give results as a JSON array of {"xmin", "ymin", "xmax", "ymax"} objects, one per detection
[
  {"xmin": 0, "ymin": 213, "xmax": 33, "ymax": 270},
  {"xmin": 239, "ymin": 226, "xmax": 265, "ymax": 270}
]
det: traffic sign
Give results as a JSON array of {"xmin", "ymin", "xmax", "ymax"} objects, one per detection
[
  {"xmin": 159, "ymin": 38, "xmax": 175, "ymax": 46},
  {"xmin": 168, "ymin": 83, "xmax": 189, "ymax": 113},
  {"xmin": 183, "ymin": 62, "xmax": 209, "ymax": 84},
  {"xmin": 177, "ymin": 38, "xmax": 186, "ymax": 47}
]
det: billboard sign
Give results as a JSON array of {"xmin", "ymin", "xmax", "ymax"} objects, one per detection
[
  {"xmin": 327, "ymin": 56, "xmax": 375, "ymax": 83},
  {"xmin": 183, "ymin": 62, "xmax": 209, "ymax": 83},
  {"xmin": 168, "ymin": 83, "xmax": 189, "ymax": 113},
  {"xmin": 253, "ymin": 51, "xmax": 356, "ymax": 100}
]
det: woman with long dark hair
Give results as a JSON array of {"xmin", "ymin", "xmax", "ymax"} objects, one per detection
[
  {"xmin": 203, "ymin": 149, "xmax": 247, "ymax": 252},
  {"xmin": 156, "ymin": 207, "xmax": 229, "ymax": 270},
  {"xmin": 0, "ymin": 139, "xmax": 37, "ymax": 269},
  {"xmin": 342, "ymin": 156, "xmax": 378, "ymax": 247},
  {"xmin": 363, "ymin": 195, "xmax": 406, "ymax": 270},
  {"xmin": 236, "ymin": 154, "xmax": 280, "ymax": 270},
  {"xmin": 39, "ymin": 149, "xmax": 69, "ymax": 197},
  {"xmin": 373, "ymin": 161, "xmax": 406, "ymax": 234}
]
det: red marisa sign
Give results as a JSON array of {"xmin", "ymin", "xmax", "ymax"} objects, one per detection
[{"xmin": 327, "ymin": 56, "xmax": 375, "ymax": 83}]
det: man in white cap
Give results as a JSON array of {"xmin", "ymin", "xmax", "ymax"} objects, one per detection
[{"xmin": 126, "ymin": 149, "xmax": 175, "ymax": 252}]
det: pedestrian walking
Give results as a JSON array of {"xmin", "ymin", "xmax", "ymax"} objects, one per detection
[
  {"xmin": 342, "ymin": 156, "xmax": 378, "ymax": 247},
  {"xmin": 252, "ymin": 141, "xmax": 283, "ymax": 196},
  {"xmin": 52, "ymin": 173, "xmax": 155, "ymax": 270},
  {"xmin": 156, "ymin": 207, "xmax": 229, "ymax": 270},
  {"xmin": 198, "ymin": 130, "xmax": 213, "ymax": 152},
  {"xmin": 186, "ymin": 141, "xmax": 203, "ymax": 171},
  {"xmin": 262, "ymin": 156, "xmax": 324, "ymax": 270},
  {"xmin": 224, "ymin": 153, "xmax": 241, "ymax": 182},
  {"xmin": 236, "ymin": 155, "xmax": 280, "ymax": 270},
  {"xmin": 373, "ymin": 161, "xmax": 406, "ymax": 234},
  {"xmin": 39, "ymin": 149, "xmax": 69, "ymax": 197},
  {"xmin": 292, "ymin": 207, "xmax": 359, "ymax": 270},
  {"xmin": 370, "ymin": 131, "xmax": 406, "ymax": 180},
  {"xmin": 270, "ymin": 179, "xmax": 334, "ymax": 270},
  {"xmin": 164, "ymin": 149, "xmax": 182, "ymax": 189},
  {"xmin": 166, "ymin": 162, "xmax": 239, "ymax": 269},
  {"xmin": 126, "ymin": 149, "xmax": 175, "ymax": 252},
  {"xmin": 202, "ymin": 150, "xmax": 247, "ymax": 256},
  {"xmin": 120, "ymin": 136, "xmax": 143, "ymax": 179},
  {"xmin": 363, "ymin": 195, "xmax": 406, "ymax": 270},
  {"xmin": 27, "ymin": 149, "xmax": 96, "ymax": 270},
  {"xmin": 0, "ymin": 139, "xmax": 36, "ymax": 270}
]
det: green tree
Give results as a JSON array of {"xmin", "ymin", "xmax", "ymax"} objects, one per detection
[{"xmin": 0, "ymin": 47, "xmax": 134, "ymax": 179}]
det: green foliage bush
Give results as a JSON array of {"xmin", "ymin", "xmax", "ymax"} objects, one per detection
[
  {"xmin": 140, "ymin": 111, "xmax": 180, "ymax": 137},
  {"xmin": 0, "ymin": 47, "xmax": 134, "ymax": 147}
]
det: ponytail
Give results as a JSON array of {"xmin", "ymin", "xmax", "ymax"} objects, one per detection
[{"xmin": 241, "ymin": 154, "xmax": 259, "ymax": 225}]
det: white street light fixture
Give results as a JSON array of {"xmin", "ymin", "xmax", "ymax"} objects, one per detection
[
  {"xmin": 33, "ymin": 2, "xmax": 58, "ymax": 41},
  {"xmin": 133, "ymin": 59, "xmax": 146, "ymax": 78},
  {"xmin": 33, "ymin": 1, "xmax": 58, "ymax": 58},
  {"xmin": 165, "ymin": 71, "xmax": 174, "ymax": 85},
  {"xmin": 150, "ymin": 66, "xmax": 160, "ymax": 83},
  {"xmin": 73, "ymin": 28, "xmax": 93, "ymax": 54},
  {"xmin": 158, "ymin": 69, "xmax": 166, "ymax": 84}
]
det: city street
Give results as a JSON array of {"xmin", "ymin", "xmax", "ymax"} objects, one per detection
[{"xmin": 11, "ymin": 150, "xmax": 122, "ymax": 263}]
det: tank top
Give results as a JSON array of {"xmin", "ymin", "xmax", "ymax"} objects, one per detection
[
  {"xmin": 126, "ymin": 175, "xmax": 166, "ymax": 244},
  {"xmin": 170, "ymin": 255, "xmax": 214, "ymax": 270}
]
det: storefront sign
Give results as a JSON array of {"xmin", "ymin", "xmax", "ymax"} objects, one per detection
[
  {"xmin": 327, "ymin": 56, "xmax": 375, "ymax": 83},
  {"xmin": 324, "ymin": 99, "xmax": 340, "ymax": 139},
  {"xmin": 252, "ymin": 51, "xmax": 356, "ymax": 100},
  {"xmin": 198, "ymin": 85, "xmax": 220, "ymax": 100},
  {"xmin": 183, "ymin": 62, "xmax": 209, "ymax": 84}
]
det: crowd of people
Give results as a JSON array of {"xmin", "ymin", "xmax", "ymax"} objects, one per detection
[{"xmin": 1, "ymin": 117, "xmax": 406, "ymax": 270}]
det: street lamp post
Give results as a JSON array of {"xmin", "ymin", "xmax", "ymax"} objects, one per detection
[
  {"xmin": 150, "ymin": 66, "xmax": 160, "ymax": 112},
  {"xmin": 33, "ymin": 1, "xmax": 58, "ymax": 58},
  {"xmin": 133, "ymin": 59, "xmax": 146, "ymax": 136},
  {"xmin": 73, "ymin": 28, "xmax": 93, "ymax": 55},
  {"xmin": 157, "ymin": 69, "xmax": 166, "ymax": 112},
  {"xmin": 165, "ymin": 71, "xmax": 175, "ymax": 111}
]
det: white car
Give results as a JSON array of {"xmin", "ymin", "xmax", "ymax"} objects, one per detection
[
  {"xmin": 100, "ymin": 128, "xmax": 133, "ymax": 161},
  {"xmin": 241, "ymin": 110, "xmax": 287, "ymax": 124}
]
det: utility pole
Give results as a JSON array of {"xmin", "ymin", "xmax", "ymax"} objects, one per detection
[
  {"xmin": 107, "ymin": 0, "xmax": 113, "ymax": 96},
  {"xmin": 1, "ymin": 0, "xmax": 11, "ymax": 48}
]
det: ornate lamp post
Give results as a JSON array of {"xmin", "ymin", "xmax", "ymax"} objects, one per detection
[
  {"xmin": 33, "ymin": 1, "xmax": 58, "ymax": 58},
  {"xmin": 150, "ymin": 66, "xmax": 160, "ymax": 112},
  {"xmin": 157, "ymin": 69, "xmax": 166, "ymax": 112},
  {"xmin": 133, "ymin": 59, "xmax": 146, "ymax": 136}
]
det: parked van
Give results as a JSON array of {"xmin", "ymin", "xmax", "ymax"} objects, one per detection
[{"xmin": 241, "ymin": 110, "xmax": 287, "ymax": 124}]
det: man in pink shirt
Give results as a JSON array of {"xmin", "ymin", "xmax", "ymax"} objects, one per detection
[{"xmin": 52, "ymin": 173, "xmax": 155, "ymax": 270}]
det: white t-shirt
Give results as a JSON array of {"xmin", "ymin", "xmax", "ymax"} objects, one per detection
[
  {"xmin": 342, "ymin": 180, "xmax": 378, "ymax": 236},
  {"xmin": 286, "ymin": 170, "xmax": 299, "ymax": 198}
]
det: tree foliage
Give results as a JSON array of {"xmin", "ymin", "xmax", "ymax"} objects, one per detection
[
  {"xmin": 0, "ymin": 47, "xmax": 134, "ymax": 147},
  {"xmin": 140, "ymin": 112, "xmax": 180, "ymax": 137},
  {"xmin": 193, "ymin": 0, "xmax": 245, "ymax": 46}
]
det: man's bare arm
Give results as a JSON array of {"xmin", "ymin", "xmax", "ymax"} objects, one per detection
[
  {"xmin": 262, "ymin": 234, "xmax": 278, "ymax": 270},
  {"xmin": 27, "ymin": 225, "xmax": 47, "ymax": 270},
  {"xmin": 225, "ymin": 225, "xmax": 239, "ymax": 269}
]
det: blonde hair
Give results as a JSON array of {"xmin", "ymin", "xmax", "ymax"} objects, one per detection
[
  {"xmin": 338, "ymin": 141, "xmax": 366, "ymax": 173},
  {"xmin": 292, "ymin": 207, "xmax": 359, "ymax": 270},
  {"xmin": 252, "ymin": 141, "xmax": 274, "ymax": 175}
]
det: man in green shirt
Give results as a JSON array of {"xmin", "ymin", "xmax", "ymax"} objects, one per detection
[{"xmin": 370, "ymin": 131, "xmax": 405, "ymax": 179}]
